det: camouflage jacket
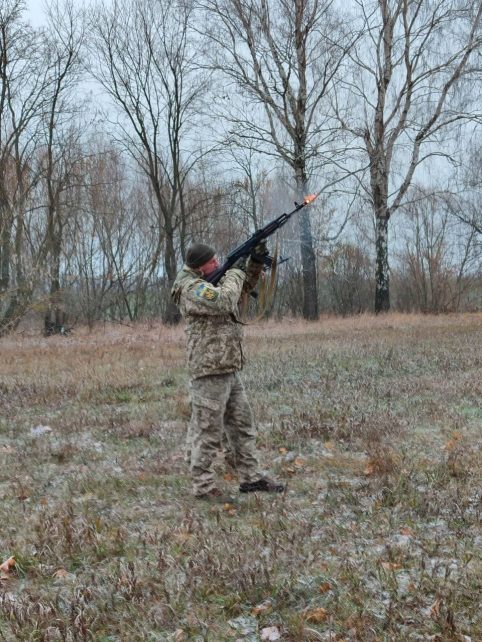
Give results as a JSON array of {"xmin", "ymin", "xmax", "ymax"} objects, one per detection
[{"xmin": 171, "ymin": 265, "xmax": 248, "ymax": 379}]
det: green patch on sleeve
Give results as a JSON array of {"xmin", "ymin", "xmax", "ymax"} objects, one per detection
[{"xmin": 195, "ymin": 282, "xmax": 219, "ymax": 301}]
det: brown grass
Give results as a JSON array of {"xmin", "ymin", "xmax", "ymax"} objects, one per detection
[{"xmin": 0, "ymin": 313, "xmax": 481, "ymax": 642}]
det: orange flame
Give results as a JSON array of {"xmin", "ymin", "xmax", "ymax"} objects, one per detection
[{"xmin": 303, "ymin": 193, "xmax": 318, "ymax": 204}]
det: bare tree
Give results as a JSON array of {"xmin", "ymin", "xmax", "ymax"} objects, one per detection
[
  {"xmin": 58, "ymin": 140, "xmax": 158, "ymax": 326},
  {"xmin": 225, "ymin": 145, "xmax": 271, "ymax": 232},
  {"xmin": 443, "ymin": 141, "xmax": 482, "ymax": 242},
  {"xmin": 202, "ymin": 0, "xmax": 354, "ymax": 319},
  {"xmin": 335, "ymin": 0, "xmax": 482, "ymax": 313},
  {"xmin": 320, "ymin": 242, "xmax": 373, "ymax": 315},
  {"xmin": 0, "ymin": 0, "xmax": 52, "ymax": 334},
  {"xmin": 39, "ymin": 0, "xmax": 86, "ymax": 335},
  {"xmin": 394, "ymin": 189, "xmax": 479, "ymax": 312},
  {"xmin": 89, "ymin": 0, "xmax": 211, "ymax": 323}
]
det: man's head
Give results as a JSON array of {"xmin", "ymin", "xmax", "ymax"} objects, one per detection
[{"xmin": 186, "ymin": 243, "xmax": 219, "ymax": 278}]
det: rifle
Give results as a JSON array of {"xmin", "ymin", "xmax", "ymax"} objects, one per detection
[{"xmin": 206, "ymin": 192, "xmax": 320, "ymax": 287}]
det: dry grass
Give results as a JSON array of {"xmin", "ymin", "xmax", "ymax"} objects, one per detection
[{"xmin": 1, "ymin": 313, "xmax": 481, "ymax": 642}]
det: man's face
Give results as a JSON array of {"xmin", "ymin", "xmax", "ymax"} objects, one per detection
[{"xmin": 199, "ymin": 256, "xmax": 219, "ymax": 278}]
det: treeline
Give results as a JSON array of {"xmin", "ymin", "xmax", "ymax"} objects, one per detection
[{"xmin": 0, "ymin": 0, "xmax": 481, "ymax": 334}]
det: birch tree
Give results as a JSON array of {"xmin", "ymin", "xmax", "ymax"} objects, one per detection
[{"xmin": 335, "ymin": 0, "xmax": 482, "ymax": 312}]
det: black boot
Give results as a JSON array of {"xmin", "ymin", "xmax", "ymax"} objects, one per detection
[{"xmin": 239, "ymin": 477, "xmax": 285, "ymax": 493}]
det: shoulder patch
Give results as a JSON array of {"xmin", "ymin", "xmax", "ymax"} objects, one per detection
[{"xmin": 195, "ymin": 282, "xmax": 219, "ymax": 301}]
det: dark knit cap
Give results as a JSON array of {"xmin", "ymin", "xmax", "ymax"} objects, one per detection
[{"xmin": 186, "ymin": 243, "xmax": 215, "ymax": 269}]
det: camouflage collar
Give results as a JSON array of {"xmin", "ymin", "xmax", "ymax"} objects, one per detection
[{"xmin": 183, "ymin": 265, "xmax": 203, "ymax": 278}]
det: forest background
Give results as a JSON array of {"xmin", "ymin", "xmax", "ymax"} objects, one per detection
[{"xmin": 0, "ymin": 0, "xmax": 481, "ymax": 335}]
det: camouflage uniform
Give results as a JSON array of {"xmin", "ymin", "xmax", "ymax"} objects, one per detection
[{"xmin": 171, "ymin": 262, "xmax": 263, "ymax": 496}]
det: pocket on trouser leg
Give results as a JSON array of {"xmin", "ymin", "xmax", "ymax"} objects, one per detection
[
  {"xmin": 224, "ymin": 408, "xmax": 260, "ymax": 482},
  {"xmin": 190, "ymin": 396, "xmax": 224, "ymax": 487}
]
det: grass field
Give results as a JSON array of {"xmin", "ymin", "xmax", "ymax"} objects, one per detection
[{"xmin": 0, "ymin": 314, "xmax": 481, "ymax": 642}]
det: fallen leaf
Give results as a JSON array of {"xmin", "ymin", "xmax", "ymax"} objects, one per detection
[
  {"xmin": 400, "ymin": 526, "xmax": 415, "ymax": 537},
  {"xmin": 364, "ymin": 463, "xmax": 375, "ymax": 476},
  {"xmin": 319, "ymin": 581, "xmax": 332, "ymax": 594},
  {"xmin": 261, "ymin": 626, "xmax": 280, "ymax": 641},
  {"xmin": 304, "ymin": 607, "xmax": 328, "ymax": 623},
  {"xmin": 429, "ymin": 598, "xmax": 441, "ymax": 618},
  {"xmin": 324, "ymin": 441, "xmax": 334, "ymax": 450},
  {"xmin": 251, "ymin": 601, "xmax": 272, "ymax": 616},
  {"xmin": 223, "ymin": 503, "xmax": 237, "ymax": 513},
  {"xmin": 443, "ymin": 431, "xmax": 462, "ymax": 451},
  {"xmin": 381, "ymin": 561, "xmax": 403, "ymax": 571},
  {"xmin": 0, "ymin": 557, "xmax": 15, "ymax": 580},
  {"xmin": 278, "ymin": 447, "xmax": 288, "ymax": 455},
  {"xmin": 294, "ymin": 456, "xmax": 304, "ymax": 468},
  {"xmin": 223, "ymin": 472, "xmax": 235, "ymax": 481},
  {"xmin": 53, "ymin": 569, "xmax": 69, "ymax": 578}
]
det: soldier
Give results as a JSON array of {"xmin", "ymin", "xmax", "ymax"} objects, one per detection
[{"xmin": 171, "ymin": 242, "xmax": 285, "ymax": 502}]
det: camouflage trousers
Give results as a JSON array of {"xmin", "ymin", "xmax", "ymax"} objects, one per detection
[{"xmin": 187, "ymin": 373, "xmax": 261, "ymax": 496}]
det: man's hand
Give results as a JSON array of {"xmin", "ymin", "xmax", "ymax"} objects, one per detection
[
  {"xmin": 232, "ymin": 256, "xmax": 248, "ymax": 273},
  {"xmin": 250, "ymin": 240, "xmax": 268, "ymax": 264}
]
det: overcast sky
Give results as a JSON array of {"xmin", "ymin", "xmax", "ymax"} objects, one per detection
[
  {"xmin": 25, "ymin": 0, "xmax": 46, "ymax": 26},
  {"xmin": 25, "ymin": 0, "xmax": 90, "ymax": 26}
]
